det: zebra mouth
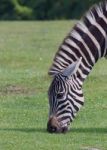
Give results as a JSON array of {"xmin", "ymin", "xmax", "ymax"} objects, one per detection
[
  {"xmin": 60, "ymin": 121, "xmax": 70, "ymax": 133},
  {"xmin": 47, "ymin": 123, "xmax": 69, "ymax": 133},
  {"xmin": 47, "ymin": 117, "xmax": 70, "ymax": 133}
]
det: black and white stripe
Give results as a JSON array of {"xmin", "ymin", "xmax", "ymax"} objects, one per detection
[{"xmin": 48, "ymin": 1, "xmax": 107, "ymax": 129}]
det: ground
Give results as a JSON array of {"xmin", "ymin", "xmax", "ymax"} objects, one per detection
[{"xmin": 0, "ymin": 21, "xmax": 107, "ymax": 150}]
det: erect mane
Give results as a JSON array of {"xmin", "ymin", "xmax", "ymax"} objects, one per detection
[{"xmin": 84, "ymin": 0, "xmax": 107, "ymax": 21}]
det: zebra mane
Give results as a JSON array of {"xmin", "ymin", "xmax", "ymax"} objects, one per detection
[
  {"xmin": 85, "ymin": 0, "xmax": 107, "ymax": 21},
  {"xmin": 48, "ymin": 0, "xmax": 107, "ymax": 76}
]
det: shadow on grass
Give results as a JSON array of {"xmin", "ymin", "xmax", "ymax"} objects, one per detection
[
  {"xmin": 0, "ymin": 127, "xmax": 47, "ymax": 133},
  {"xmin": 71, "ymin": 127, "xmax": 107, "ymax": 134},
  {"xmin": 0, "ymin": 127, "xmax": 106, "ymax": 134}
]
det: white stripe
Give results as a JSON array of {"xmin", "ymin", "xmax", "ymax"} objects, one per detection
[
  {"xmin": 62, "ymin": 42, "xmax": 92, "ymax": 73},
  {"xmin": 86, "ymin": 14, "xmax": 106, "ymax": 57},
  {"xmin": 80, "ymin": 62, "xmax": 90, "ymax": 72},
  {"xmin": 65, "ymin": 38, "xmax": 93, "ymax": 68},
  {"xmin": 68, "ymin": 87, "xmax": 84, "ymax": 102},
  {"xmin": 59, "ymin": 49, "xmax": 73, "ymax": 62},
  {"xmin": 55, "ymin": 58, "xmax": 67, "ymax": 68},
  {"xmin": 57, "ymin": 101, "xmax": 68, "ymax": 110},
  {"xmin": 56, "ymin": 56, "xmax": 69, "ymax": 65},
  {"xmin": 57, "ymin": 113, "xmax": 72, "ymax": 119},
  {"xmin": 57, "ymin": 108, "xmax": 71, "ymax": 116},
  {"xmin": 75, "ymin": 77, "xmax": 83, "ymax": 86},
  {"xmin": 53, "ymin": 61, "xmax": 64, "ymax": 70},
  {"xmin": 61, "ymin": 44, "xmax": 77, "ymax": 60},
  {"xmin": 71, "ymin": 78, "xmax": 81, "ymax": 90},
  {"xmin": 70, "ymin": 30, "xmax": 95, "ymax": 64},
  {"xmin": 77, "ymin": 21, "xmax": 101, "ymax": 53},
  {"xmin": 61, "ymin": 118, "xmax": 70, "ymax": 126},
  {"xmin": 77, "ymin": 22, "xmax": 100, "ymax": 62},
  {"xmin": 68, "ymin": 95, "xmax": 83, "ymax": 109},
  {"xmin": 54, "ymin": 56, "xmax": 68, "ymax": 68},
  {"xmin": 95, "ymin": 8, "xmax": 107, "ymax": 56},
  {"xmin": 78, "ymin": 68, "xmax": 87, "ymax": 79}
]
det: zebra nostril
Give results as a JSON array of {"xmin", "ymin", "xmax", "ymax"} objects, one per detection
[
  {"xmin": 50, "ymin": 126, "xmax": 57, "ymax": 133},
  {"xmin": 47, "ymin": 125, "xmax": 57, "ymax": 133},
  {"xmin": 47, "ymin": 116, "xmax": 59, "ymax": 133},
  {"xmin": 47, "ymin": 120, "xmax": 57, "ymax": 133}
]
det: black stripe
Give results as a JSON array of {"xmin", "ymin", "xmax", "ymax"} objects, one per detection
[
  {"xmin": 79, "ymin": 64, "xmax": 89, "ymax": 75},
  {"xmin": 72, "ymin": 75, "xmax": 83, "ymax": 89},
  {"xmin": 69, "ymin": 35, "xmax": 93, "ymax": 68},
  {"xmin": 55, "ymin": 57, "xmax": 68, "ymax": 67},
  {"xmin": 102, "ymin": 2, "xmax": 107, "ymax": 15},
  {"xmin": 60, "ymin": 47, "xmax": 76, "ymax": 62},
  {"xmin": 95, "ymin": 17, "xmax": 107, "ymax": 56},
  {"xmin": 64, "ymin": 37, "xmax": 92, "ymax": 70},
  {"xmin": 90, "ymin": 26, "xmax": 104, "ymax": 54},
  {"xmin": 58, "ymin": 99, "xmax": 67, "ymax": 106},
  {"xmin": 96, "ymin": 17, "xmax": 107, "ymax": 34},
  {"xmin": 57, "ymin": 110, "xmax": 71, "ymax": 116},
  {"xmin": 60, "ymin": 115, "xmax": 72, "ymax": 122},
  {"xmin": 76, "ymin": 70, "xmax": 85, "ymax": 82},
  {"xmin": 85, "ymin": 18, "xmax": 105, "ymax": 55},
  {"xmin": 68, "ymin": 98, "xmax": 79, "ymax": 112},
  {"xmin": 64, "ymin": 41, "xmax": 80, "ymax": 59},
  {"xmin": 84, "ymin": 16, "xmax": 92, "ymax": 29},
  {"xmin": 52, "ymin": 63, "xmax": 62, "ymax": 71},
  {"xmin": 75, "ymin": 27, "xmax": 98, "ymax": 63},
  {"xmin": 69, "ymin": 88, "xmax": 83, "ymax": 98},
  {"xmin": 57, "ymin": 52, "xmax": 72, "ymax": 64},
  {"xmin": 90, "ymin": 7, "xmax": 99, "ymax": 20},
  {"xmin": 55, "ymin": 59, "xmax": 66, "ymax": 68},
  {"xmin": 74, "ymin": 99, "xmax": 84, "ymax": 106},
  {"xmin": 57, "ymin": 103, "xmax": 69, "ymax": 110},
  {"xmin": 84, "ymin": 16, "xmax": 106, "ymax": 57}
]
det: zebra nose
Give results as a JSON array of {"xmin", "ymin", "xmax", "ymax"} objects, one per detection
[
  {"xmin": 47, "ymin": 117, "xmax": 60, "ymax": 133},
  {"xmin": 47, "ymin": 124, "xmax": 57, "ymax": 133},
  {"xmin": 47, "ymin": 119, "xmax": 68, "ymax": 133}
]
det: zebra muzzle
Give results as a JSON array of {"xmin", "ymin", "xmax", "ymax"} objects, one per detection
[{"xmin": 47, "ymin": 116, "xmax": 68, "ymax": 133}]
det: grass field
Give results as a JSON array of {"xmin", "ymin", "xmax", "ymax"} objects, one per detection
[{"xmin": 0, "ymin": 21, "xmax": 107, "ymax": 150}]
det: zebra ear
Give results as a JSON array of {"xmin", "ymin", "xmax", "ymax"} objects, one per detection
[{"xmin": 62, "ymin": 57, "xmax": 82, "ymax": 78}]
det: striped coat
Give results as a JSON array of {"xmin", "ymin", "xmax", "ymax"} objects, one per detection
[
  {"xmin": 49, "ymin": 1, "xmax": 107, "ymax": 82},
  {"xmin": 47, "ymin": 1, "xmax": 107, "ymax": 133}
]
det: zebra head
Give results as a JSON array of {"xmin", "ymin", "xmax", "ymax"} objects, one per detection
[{"xmin": 47, "ymin": 57, "xmax": 84, "ymax": 133}]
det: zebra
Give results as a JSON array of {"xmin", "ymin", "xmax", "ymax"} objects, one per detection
[{"xmin": 47, "ymin": 1, "xmax": 107, "ymax": 133}]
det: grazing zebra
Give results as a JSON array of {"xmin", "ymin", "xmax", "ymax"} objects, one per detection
[{"xmin": 47, "ymin": 1, "xmax": 107, "ymax": 133}]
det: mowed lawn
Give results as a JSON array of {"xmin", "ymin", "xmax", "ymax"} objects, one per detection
[{"xmin": 0, "ymin": 21, "xmax": 107, "ymax": 150}]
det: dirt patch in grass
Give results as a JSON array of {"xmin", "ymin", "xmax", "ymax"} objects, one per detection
[
  {"xmin": 81, "ymin": 147, "xmax": 101, "ymax": 150},
  {"xmin": 0, "ymin": 85, "xmax": 36, "ymax": 95}
]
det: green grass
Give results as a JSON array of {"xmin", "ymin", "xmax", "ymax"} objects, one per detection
[{"xmin": 0, "ymin": 21, "xmax": 107, "ymax": 150}]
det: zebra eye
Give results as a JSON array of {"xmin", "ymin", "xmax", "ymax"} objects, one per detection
[{"xmin": 57, "ymin": 93, "xmax": 64, "ymax": 99}]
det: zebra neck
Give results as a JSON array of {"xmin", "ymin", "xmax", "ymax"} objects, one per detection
[
  {"xmin": 75, "ymin": 63, "xmax": 93, "ymax": 86},
  {"xmin": 77, "ymin": 48, "xmax": 107, "ymax": 85}
]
